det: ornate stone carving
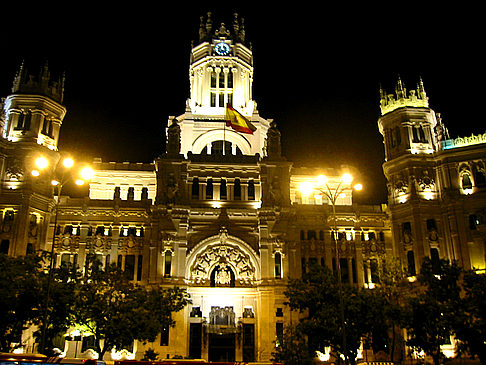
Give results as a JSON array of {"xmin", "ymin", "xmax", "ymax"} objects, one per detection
[
  {"xmin": 418, "ymin": 170, "xmax": 435, "ymax": 191},
  {"xmin": 6, "ymin": 157, "xmax": 24, "ymax": 180},
  {"xmin": 189, "ymin": 240, "xmax": 256, "ymax": 285},
  {"xmin": 118, "ymin": 236, "xmax": 142, "ymax": 253},
  {"xmin": 55, "ymin": 234, "xmax": 80, "ymax": 252},
  {"xmin": 394, "ymin": 179, "xmax": 408, "ymax": 195},
  {"xmin": 362, "ymin": 238, "xmax": 385, "ymax": 257}
]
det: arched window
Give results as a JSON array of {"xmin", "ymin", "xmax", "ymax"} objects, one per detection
[{"xmin": 211, "ymin": 140, "xmax": 232, "ymax": 155}]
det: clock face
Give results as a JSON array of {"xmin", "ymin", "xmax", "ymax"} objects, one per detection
[{"xmin": 215, "ymin": 42, "xmax": 230, "ymax": 56}]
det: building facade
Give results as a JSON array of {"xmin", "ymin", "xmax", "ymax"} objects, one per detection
[{"xmin": 0, "ymin": 13, "xmax": 484, "ymax": 362}]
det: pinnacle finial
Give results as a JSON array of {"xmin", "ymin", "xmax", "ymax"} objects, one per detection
[
  {"xmin": 417, "ymin": 77, "xmax": 426, "ymax": 99},
  {"xmin": 206, "ymin": 12, "xmax": 212, "ymax": 34},
  {"xmin": 395, "ymin": 75, "xmax": 406, "ymax": 99}
]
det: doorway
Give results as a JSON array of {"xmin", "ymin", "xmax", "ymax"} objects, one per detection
[{"xmin": 208, "ymin": 333, "xmax": 235, "ymax": 362}]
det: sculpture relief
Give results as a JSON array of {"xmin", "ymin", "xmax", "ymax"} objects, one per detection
[{"xmin": 189, "ymin": 239, "xmax": 256, "ymax": 285}]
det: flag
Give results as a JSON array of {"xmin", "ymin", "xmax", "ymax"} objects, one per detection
[{"xmin": 225, "ymin": 104, "xmax": 257, "ymax": 134}]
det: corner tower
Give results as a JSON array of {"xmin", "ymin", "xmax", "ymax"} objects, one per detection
[
  {"xmin": 3, "ymin": 62, "xmax": 66, "ymax": 150},
  {"xmin": 0, "ymin": 62, "xmax": 66, "ymax": 256},
  {"xmin": 171, "ymin": 13, "xmax": 271, "ymax": 157},
  {"xmin": 378, "ymin": 78, "xmax": 446, "ymax": 204}
]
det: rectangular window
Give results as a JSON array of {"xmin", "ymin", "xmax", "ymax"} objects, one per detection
[
  {"xmin": 275, "ymin": 252, "xmax": 282, "ymax": 278},
  {"xmin": 227, "ymin": 71, "xmax": 233, "ymax": 88},
  {"xmin": 206, "ymin": 179, "xmax": 213, "ymax": 199},
  {"xmin": 210, "ymin": 92, "xmax": 216, "ymax": 107},
  {"xmin": 220, "ymin": 179, "xmax": 227, "ymax": 199},
  {"xmin": 61, "ymin": 253, "xmax": 71, "ymax": 267},
  {"xmin": 1, "ymin": 240, "xmax": 10, "ymax": 254},
  {"xmin": 426, "ymin": 218, "xmax": 437, "ymax": 231},
  {"xmin": 125, "ymin": 254, "xmax": 135, "ymax": 280},
  {"xmin": 276, "ymin": 322, "xmax": 284, "ymax": 340},
  {"xmin": 370, "ymin": 259, "xmax": 379, "ymax": 283},
  {"xmin": 469, "ymin": 214, "xmax": 479, "ymax": 230},
  {"xmin": 234, "ymin": 179, "xmax": 241, "ymax": 200},
  {"xmin": 160, "ymin": 327, "xmax": 169, "ymax": 346},
  {"xmin": 407, "ymin": 250, "xmax": 416, "ymax": 276},
  {"xmin": 352, "ymin": 258, "xmax": 357, "ymax": 284},
  {"xmin": 248, "ymin": 180, "xmax": 255, "ymax": 200},
  {"xmin": 81, "ymin": 335, "xmax": 96, "ymax": 352},
  {"xmin": 192, "ymin": 178, "xmax": 200, "ymax": 198},
  {"xmin": 219, "ymin": 73, "xmax": 225, "ymax": 88},
  {"xmin": 430, "ymin": 248, "xmax": 440, "ymax": 273},
  {"xmin": 164, "ymin": 251, "xmax": 172, "ymax": 277},
  {"xmin": 243, "ymin": 324, "xmax": 255, "ymax": 362},
  {"xmin": 340, "ymin": 258, "xmax": 349, "ymax": 283},
  {"xmin": 137, "ymin": 254, "xmax": 143, "ymax": 281},
  {"xmin": 189, "ymin": 323, "xmax": 202, "ymax": 359}
]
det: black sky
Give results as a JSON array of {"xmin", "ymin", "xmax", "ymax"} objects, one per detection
[{"xmin": 0, "ymin": 4, "xmax": 483, "ymax": 204}]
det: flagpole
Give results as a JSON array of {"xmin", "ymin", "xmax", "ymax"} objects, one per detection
[
  {"xmin": 223, "ymin": 116, "xmax": 226, "ymax": 155},
  {"xmin": 223, "ymin": 104, "xmax": 228, "ymax": 155}
]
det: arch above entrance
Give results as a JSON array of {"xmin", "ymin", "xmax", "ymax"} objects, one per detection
[{"xmin": 186, "ymin": 232, "xmax": 260, "ymax": 286}]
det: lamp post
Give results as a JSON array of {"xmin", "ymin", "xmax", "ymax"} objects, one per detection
[
  {"xmin": 301, "ymin": 173, "xmax": 362, "ymax": 365},
  {"xmin": 32, "ymin": 155, "xmax": 93, "ymax": 354}
]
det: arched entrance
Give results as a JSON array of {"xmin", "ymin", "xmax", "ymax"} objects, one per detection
[{"xmin": 186, "ymin": 231, "xmax": 260, "ymax": 362}]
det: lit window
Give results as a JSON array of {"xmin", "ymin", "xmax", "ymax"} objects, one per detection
[
  {"xmin": 275, "ymin": 252, "xmax": 282, "ymax": 278},
  {"xmin": 462, "ymin": 173, "xmax": 473, "ymax": 190},
  {"xmin": 164, "ymin": 251, "xmax": 172, "ymax": 277}
]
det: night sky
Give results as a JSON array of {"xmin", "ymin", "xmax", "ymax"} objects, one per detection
[{"xmin": 0, "ymin": 4, "xmax": 483, "ymax": 204}]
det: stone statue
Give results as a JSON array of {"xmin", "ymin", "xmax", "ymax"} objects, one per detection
[
  {"xmin": 265, "ymin": 120, "xmax": 281, "ymax": 158},
  {"xmin": 166, "ymin": 118, "xmax": 181, "ymax": 155}
]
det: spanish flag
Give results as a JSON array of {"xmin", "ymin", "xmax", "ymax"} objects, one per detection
[{"xmin": 225, "ymin": 104, "xmax": 257, "ymax": 134}]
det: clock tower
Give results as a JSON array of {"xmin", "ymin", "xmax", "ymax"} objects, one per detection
[{"xmin": 171, "ymin": 13, "xmax": 271, "ymax": 157}]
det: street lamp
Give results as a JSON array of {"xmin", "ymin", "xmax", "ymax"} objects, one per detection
[
  {"xmin": 33, "ymin": 155, "xmax": 93, "ymax": 354},
  {"xmin": 300, "ymin": 173, "xmax": 363, "ymax": 365}
]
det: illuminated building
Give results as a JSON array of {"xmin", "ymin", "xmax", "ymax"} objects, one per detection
[
  {"xmin": 0, "ymin": 13, "xmax": 484, "ymax": 362},
  {"xmin": 379, "ymin": 78, "xmax": 486, "ymax": 276}
]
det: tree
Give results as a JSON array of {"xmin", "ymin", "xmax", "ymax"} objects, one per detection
[
  {"xmin": 36, "ymin": 261, "xmax": 80, "ymax": 355},
  {"xmin": 271, "ymin": 325, "xmax": 314, "ymax": 365},
  {"xmin": 405, "ymin": 258, "xmax": 461, "ymax": 365},
  {"xmin": 371, "ymin": 258, "xmax": 412, "ymax": 362},
  {"xmin": 452, "ymin": 270, "xmax": 486, "ymax": 364},
  {"xmin": 74, "ymin": 260, "xmax": 189, "ymax": 359},
  {"xmin": 0, "ymin": 253, "xmax": 44, "ymax": 352},
  {"xmin": 284, "ymin": 262, "xmax": 379, "ymax": 364}
]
